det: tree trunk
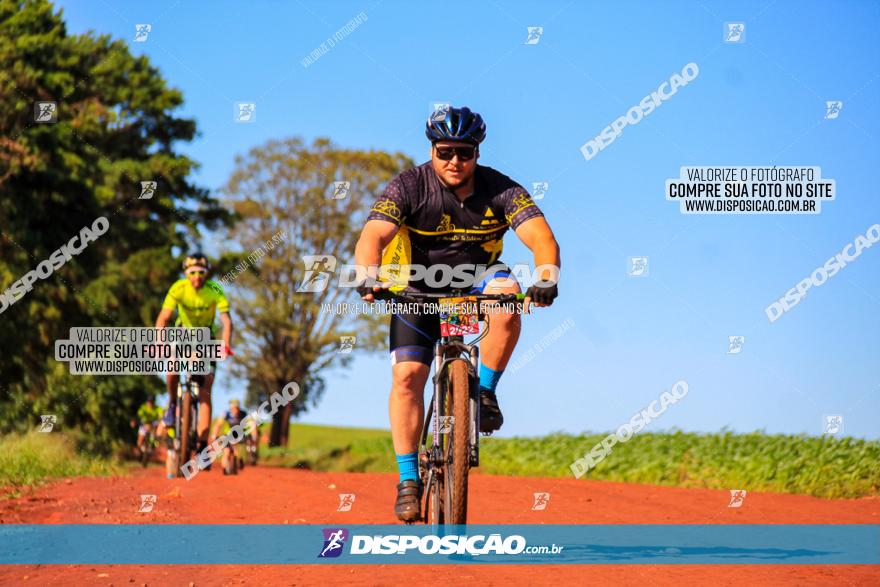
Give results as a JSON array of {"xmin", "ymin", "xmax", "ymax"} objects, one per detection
[
  {"xmin": 269, "ymin": 409, "xmax": 284, "ymax": 447},
  {"xmin": 268, "ymin": 376, "xmax": 299, "ymax": 447},
  {"xmin": 278, "ymin": 401, "xmax": 294, "ymax": 447}
]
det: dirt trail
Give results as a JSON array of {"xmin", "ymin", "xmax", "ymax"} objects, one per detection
[{"xmin": 1, "ymin": 466, "xmax": 877, "ymax": 585}]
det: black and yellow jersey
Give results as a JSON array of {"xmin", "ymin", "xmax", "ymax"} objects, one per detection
[{"xmin": 366, "ymin": 162, "xmax": 543, "ymax": 291}]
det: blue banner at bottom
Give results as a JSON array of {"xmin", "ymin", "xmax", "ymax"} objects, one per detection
[{"xmin": 0, "ymin": 525, "xmax": 876, "ymax": 564}]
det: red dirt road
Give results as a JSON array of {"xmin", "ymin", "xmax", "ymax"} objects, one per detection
[{"xmin": 1, "ymin": 466, "xmax": 878, "ymax": 586}]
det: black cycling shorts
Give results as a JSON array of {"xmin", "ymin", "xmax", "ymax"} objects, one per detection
[{"xmin": 389, "ymin": 265, "xmax": 515, "ymax": 366}]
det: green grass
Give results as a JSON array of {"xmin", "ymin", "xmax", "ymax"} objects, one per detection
[
  {"xmin": 264, "ymin": 424, "xmax": 880, "ymax": 499},
  {"xmin": 0, "ymin": 432, "xmax": 122, "ymax": 495},
  {"xmin": 261, "ymin": 423, "xmax": 396, "ymax": 473}
]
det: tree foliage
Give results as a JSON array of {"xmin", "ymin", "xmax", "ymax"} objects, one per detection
[
  {"xmin": 220, "ymin": 137, "xmax": 413, "ymax": 446},
  {"xmin": 0, "ymin": 0, "xmax": 230, "ymax": 451}
]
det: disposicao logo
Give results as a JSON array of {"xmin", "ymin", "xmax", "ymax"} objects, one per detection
[{"xmin": 318, "ymin": 528, "xmax": 349, "ymax": 558}]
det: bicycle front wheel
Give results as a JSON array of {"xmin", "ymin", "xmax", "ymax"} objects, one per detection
[
  {"xmin": 140, "ymin": 434, "xmax": 152, "ymax": 467},
  {"xmin": 445, "ymin": 360, "xmax": 470, "ymax": 525},
  {"xmin": 179, "ymin": 390, "xmax": 194, "ymax": 469}
]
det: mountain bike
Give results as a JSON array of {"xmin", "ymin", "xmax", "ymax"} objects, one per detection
[
  {"xmin": 376, "ymin": 289, "xmax": 525, "ymax": 528},
  {"xmin": 174, "ymin": 370, "xmax": 205, "ymax": 477},
  {"xmin": 223, "ymin": 443, "xmax": 239, "ymax": 476},
  {"xmin": 245, "ymin": 433, "xmax": 258, "ymax": 466},
  {"xmin": 139, "ymin": 425, "xmax": 158, "ymax": 467}
]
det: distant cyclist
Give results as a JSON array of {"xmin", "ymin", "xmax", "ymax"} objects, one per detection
[
  {"xmin": 155, "ymin": 252, "xmax": 233, "ymax": 464},
  {"xmin": 210, "ymin": 399, "xmax": 257, "ymax": 473},
  {"xmin": 354, "ymin": 106, "xmax": 561, "ymax": 521},
  {"xmin": 131, "ymin": 395, "xmax": 163, "ymax": 454}
]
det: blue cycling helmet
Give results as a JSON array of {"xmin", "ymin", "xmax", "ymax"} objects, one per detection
[{"xmin": 425, "ymin": 106, "xmax": 486, "ymax": 145}]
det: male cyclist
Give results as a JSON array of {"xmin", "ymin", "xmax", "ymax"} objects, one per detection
[
  {"xmin": 210, "ymin": 398, "xmax": 258, "ymax": 474},
  {"xmin": 354, "ymin": 106, "xmax": 561, "ymax": 522},
  {"xmin": 131, "ymin": 394, "xmax": 164, "ymax": 454},
  {"xmin": 155, "ymin": 252, "xmax": 233, "ymax": 466}
]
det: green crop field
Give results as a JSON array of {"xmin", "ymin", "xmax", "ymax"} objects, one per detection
[{"xmin": 262, "ymin": 424, "xmax": 880, "ymax": 499}]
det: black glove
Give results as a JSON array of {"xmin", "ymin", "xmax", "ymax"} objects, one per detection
[
  {"xmin": 355, "ymin": 278, "xmax": 388, "ymax": 299},
  {"xmin": 525, "ymin": 280, "xmax": 558, "ymax": 306},
  {"xmin": 354, "ymin": 280, "xmax": 373, "ymax": 299}
]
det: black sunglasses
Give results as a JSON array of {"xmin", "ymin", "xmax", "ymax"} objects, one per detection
[{"xmin": 434, "ymin": 145, "xmax": 476, "ymax": 161}]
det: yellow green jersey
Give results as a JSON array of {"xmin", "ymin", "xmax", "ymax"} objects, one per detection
[
  {"xmin": 137, "ymin": 403, "xmax": 164, "ymax": 424},
  {"xmin": 161, "ymin": 279, "xmax": 229, "ymax": 336}
]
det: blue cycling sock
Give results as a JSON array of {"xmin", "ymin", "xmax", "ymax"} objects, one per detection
[
  {"xmin": 479, "ymin": 363, "xmax": 504, "ymax": 395},
  {"xmin": 396, "ymin": 452, "xmax": 419, "ymax": 483}
]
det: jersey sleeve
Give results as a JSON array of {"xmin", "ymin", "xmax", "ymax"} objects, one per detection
[
  {"xmin": 206, "ymin": 280, "xmax": 230, "ymax": 313},
  {"xmin": 138, "ymin": 404, "xmax": 159, "ymax": 422},
  {"xmin": 161, "ymin": 281, "xmax": 181, "ymax": 311},
  {"xmin": 367, "ymin": 176, "xmax": 409, "ymax": 226},
  {"xmin": 500, "ymin": 185, "xmax": 544, "ymax": 230}
]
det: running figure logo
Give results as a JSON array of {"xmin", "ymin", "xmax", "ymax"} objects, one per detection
[
  {"xmin": 823, "ymin": 415, "xmax": 843, "ymax": 435},
  {"xmin": 723, "ymin": 22, "xmax": 745, "ymax": 43},
  {"xmin": 318, "ymin": 528, "xmax": 349, "ymax": 558},
  {"xmin": 297, "ymin": 255, "xmax": 337, "ymax": 292},
  {"xmin": 727, "ymin": 335, "xmax": 745, "ymax": 354},
  {"xmin": 438, "ymin": 416, "xmax": 454, "ymax": 434},
  {"xmin": 140, "ymin": 181, "xmax": 157, "ymax": 200},
  {"xmin": 34, "ymin": 102, "xmax": 57, "ymax": 123},
  {"xmin": 431, "ymin": 103, "xmax": 451, "ymax": 123},
  {"xmin": 532, "ymin": 181, "xmax": 549, "ymax": 200},
  {"xmin": 337, "ymin": 494, "xmax": 356, "ymax": 512},
  {"xmin": 824, "ymin": 101, "xmax": 843, "ymax": 120},
  {"xmin": 628, "ymin": 256, "xmax": 649, "ymax": 277},
  {"xmin": 134, "ymin": 24, "xmax": 152, "ymax": 42},
  {"xmin": 331, "ymin": 181, "xmax": 350, "ymax": 200},
  {"xmin": 38, "ymin": 415, "xmax": 57, "ymax": 433},
  {"xmin": 138, "ymin": 494, "xmax": 157, "ymax": 513},
  {"xmin": 235, "ymin": 102, "xmax": 256, "ymax": 123},
  {"xmin": 524, "ymin": 27, "xmax": 544, "ymax": 45},
  {"xmin": 531, "ymin": 492, "xmax": 550, "ymax": 511},
  {"xmin": 728, "ymin": 490, "xmax": 747, "ymax": 508},
  {"xmin": 338, "ymin": 336, "xmax": 356, "ymax": 354}
]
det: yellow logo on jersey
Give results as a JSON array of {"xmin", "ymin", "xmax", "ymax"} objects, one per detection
[
  {"xmin": 505, "ymin": 192, "xmax": 537, "ymax": 224},
  {"xmin": 371, "ymin": 199, "xmax": 402, "ymax": 222},
  {"xmin": 436, "ymin": 214, "xmax": 456, "ymax": 232},
  {"xmin": 481, "ymin": 206, "xmax": 500, "ymax": 226}
]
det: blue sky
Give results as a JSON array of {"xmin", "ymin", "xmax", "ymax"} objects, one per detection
[{"xmin": 58, "ymin": 1, "xmax": 879, "ymax": 439}]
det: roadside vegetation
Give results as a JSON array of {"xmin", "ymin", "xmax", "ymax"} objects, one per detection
[{"xmin": 0, "ymin": 433, "xmax": 121, "ymax": 495}]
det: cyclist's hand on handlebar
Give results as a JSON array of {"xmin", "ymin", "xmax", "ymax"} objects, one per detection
[
  {"xmin": 524, "ymin": 280, "xmax": 558, "ymax": 313},
  {"xmin": 355, "ymin": 280, "xmax": 391, "ymax": 302}
]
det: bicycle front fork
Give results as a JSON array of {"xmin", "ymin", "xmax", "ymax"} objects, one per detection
[{"xmin": 467, "ymin": 345, "xmax": 480, "ymax": 468}]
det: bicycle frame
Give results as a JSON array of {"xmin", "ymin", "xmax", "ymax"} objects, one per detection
[
  {"xmin": 421, "ymin": 336, "xmax": 480, "ymax": 471},
  {"xmin": 139, "ymin": 425, "xmax": 157, "ymax": 466},
  {"xmin": 245, "ymin": 434, "xmax": 259, "ymax": 465},
  {"xmin": 174, "ymin": 370, "xmax": 204, "ymax": 474},
  {"xmin": 378, "ymin": 291, "xmax": 524, "ymax": 525}
]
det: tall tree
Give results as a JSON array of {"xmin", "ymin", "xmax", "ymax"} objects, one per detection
[
  {"xmin": 221, "ymin": 137, "xmax": 412, "ymax": 446},
  {"xmin": 0, "ymin": 0, "xmax": 230, "ymax": 450}
]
